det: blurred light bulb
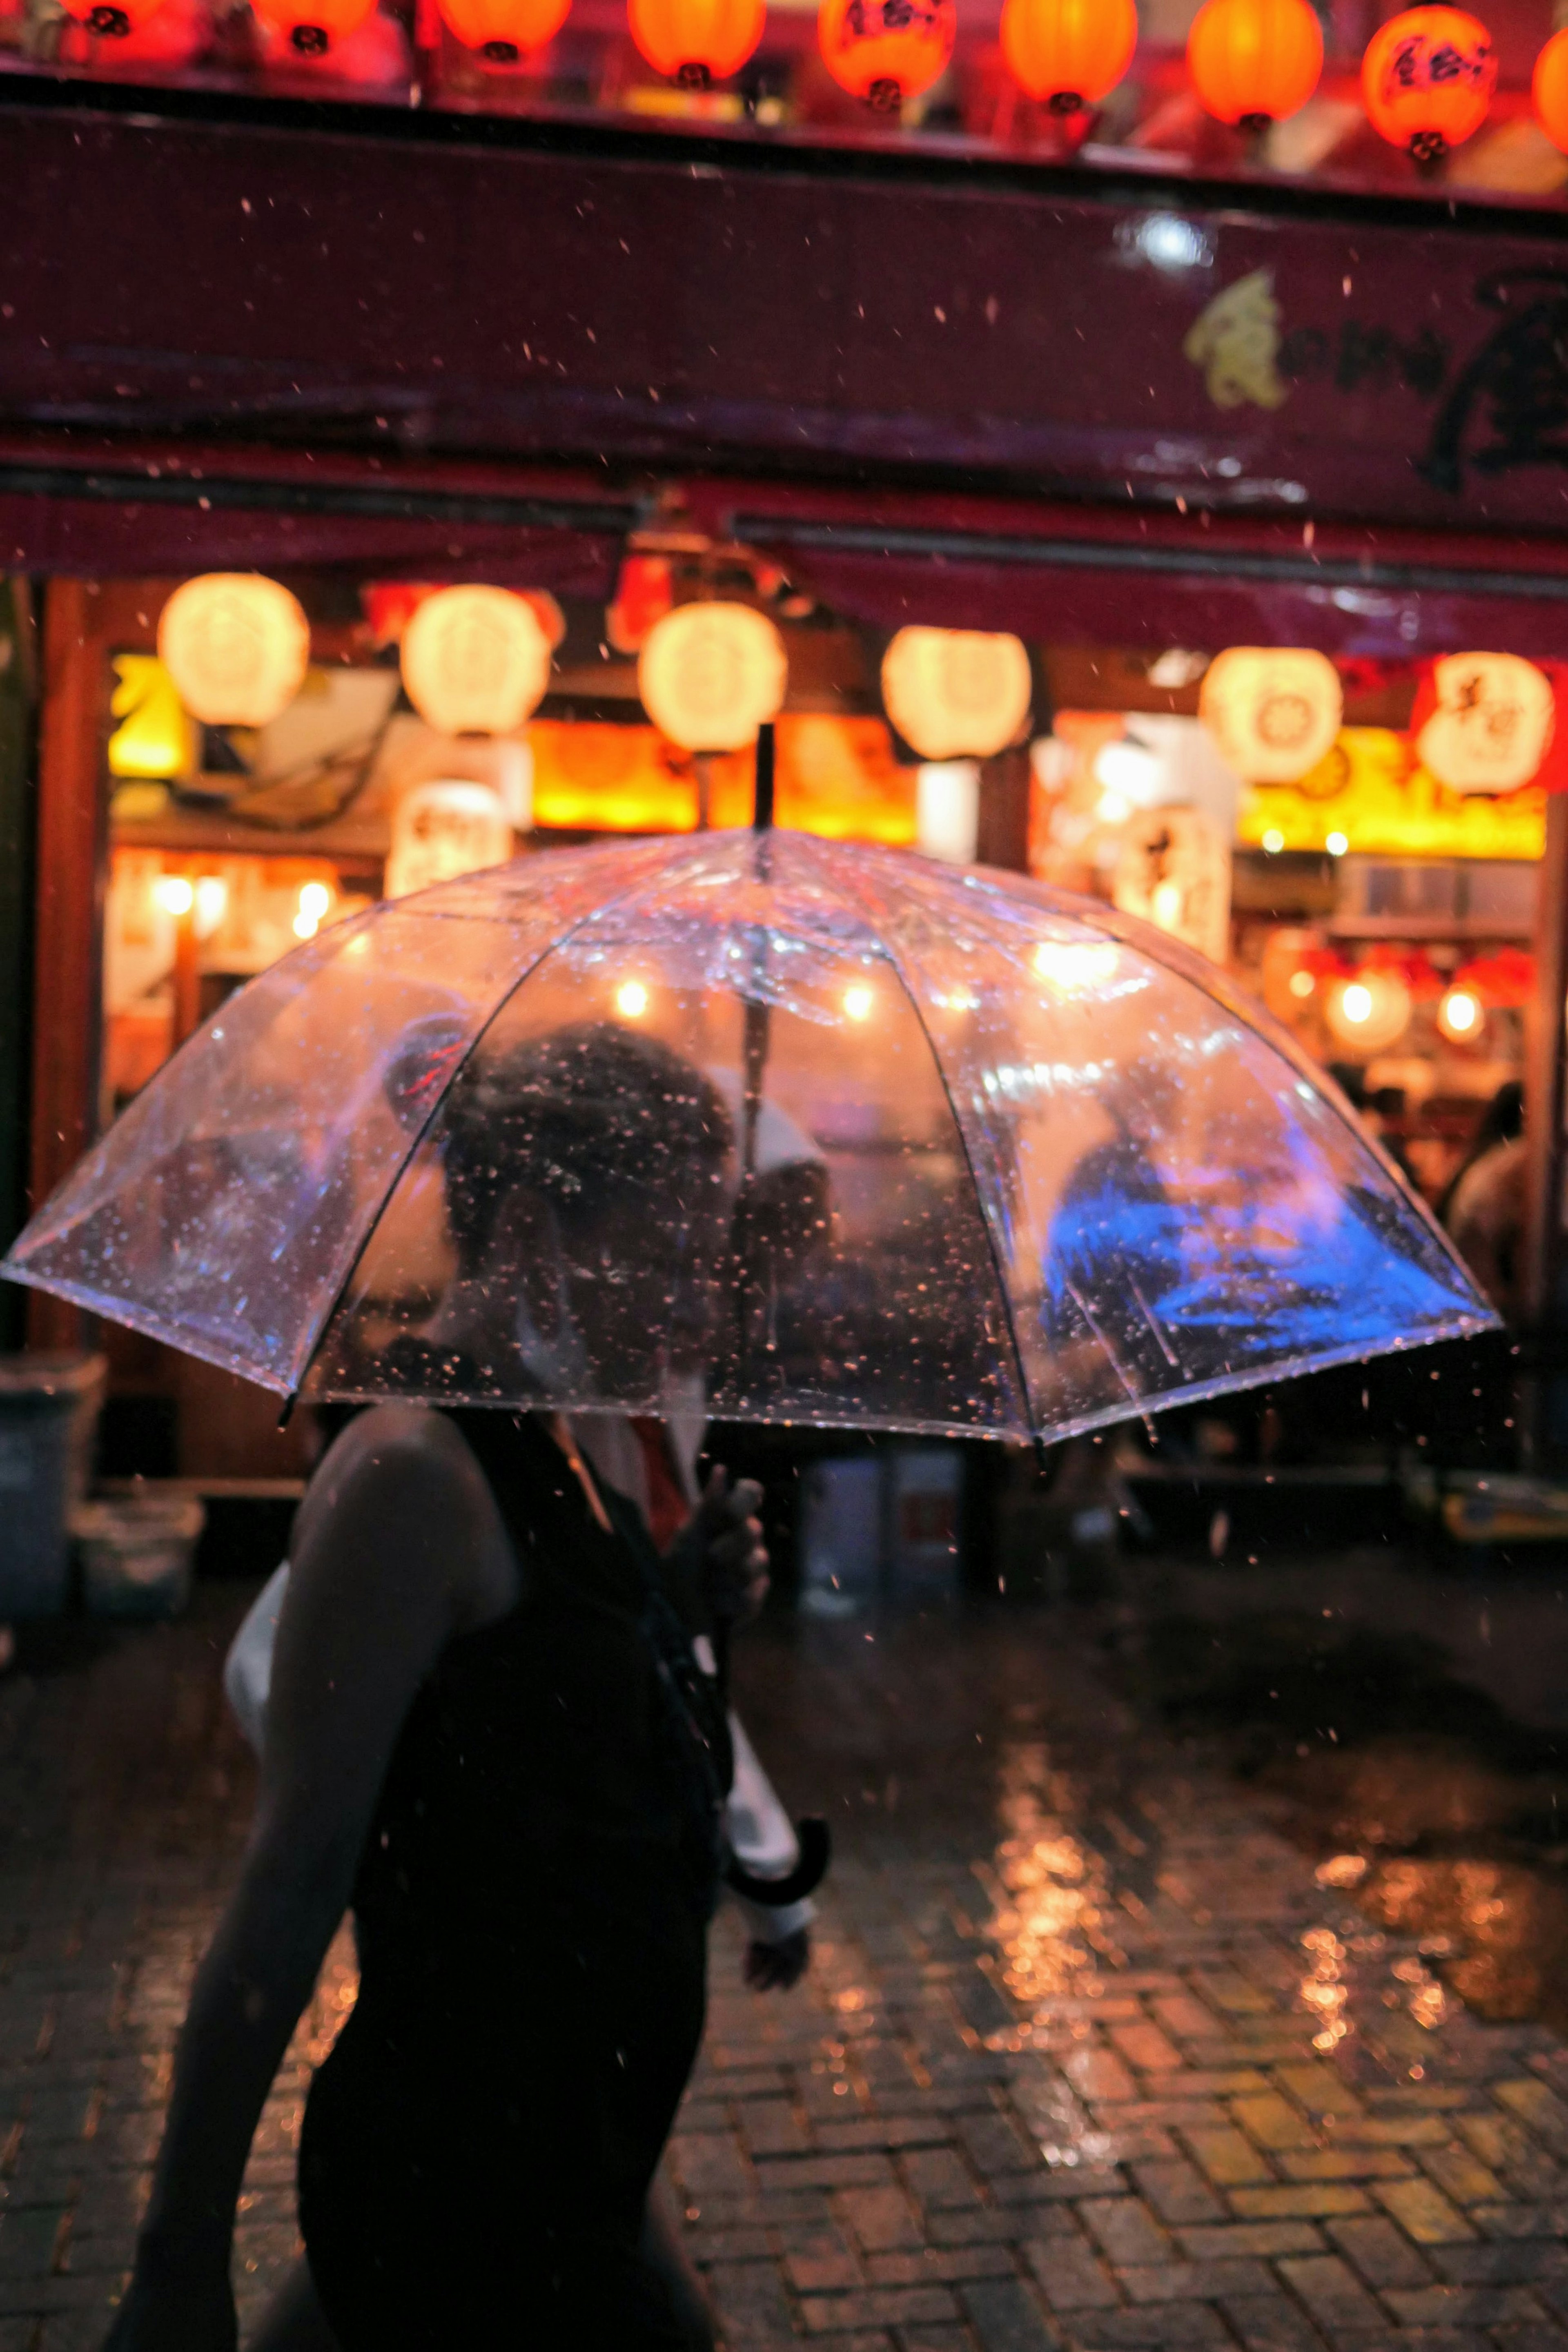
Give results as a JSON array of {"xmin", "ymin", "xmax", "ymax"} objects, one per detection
[
  {"xmin": 298, "ymin": 881, "xmax": 332, "ymax": 921},
  {"xmin": 1326, "ymin": 830, "xmax": 1349, "ymax": 856},
  {"xmin": 843, "ymin": 985, "xmax": 874, "ymax": 1023},
  {"xmin": 1262, "ymin": 828, "xmax": 1285, "ymax": 855},
  {"xmin": 616, "ymin": 981, "xmax": 650, "ymax": 1018},
  {"xmin": 293, "ymin": 911, "xmax": 319, "ymax": 940},
  {"xmin": 193, "ymin": 876, "xmax": 227, "ymax": 938},
  {"xmin": 1151, "ymin": 881, "xmax": 1183, "ymax": 930},
  {"xmin": 1288, "ymin": 968, "xmax": 1315, "ymax": 999},
  {"xmin": 1341, "ymin": 983, "xmax": 1373, "ymax": 1025},
  {"xmin": 156, "ymin": 874, "xmax": 195, "ymax": 916},
  {"xmin": 1438, "ymin": 986, "xmax": 1482, "ymax": 1043}
]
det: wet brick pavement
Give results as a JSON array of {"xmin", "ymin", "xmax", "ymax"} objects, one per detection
[{"xmin": 7, "ymin": 1581, "xmax": 1568, "ymax": 2352}]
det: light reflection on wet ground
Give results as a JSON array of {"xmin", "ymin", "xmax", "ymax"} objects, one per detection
[{"xmin": 1095, "ymin": 1545, "xmax": 1568, "ymax": 2042}]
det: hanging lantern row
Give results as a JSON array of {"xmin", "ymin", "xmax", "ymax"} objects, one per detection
[
  {"xmin": 60, "ymin": 0, "xmax": 1566, "ymax": 166},
  {"xmin": 153, "ymin": 575, "xmax": 1034, "ymax": 768}
]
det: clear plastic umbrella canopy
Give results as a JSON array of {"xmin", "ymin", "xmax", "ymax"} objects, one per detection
[{"xmin": 4, "ymin": 831, "xmax": 1494, "ymax": 1442}]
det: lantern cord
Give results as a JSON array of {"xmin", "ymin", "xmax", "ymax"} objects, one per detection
[{"xmin": 753, "ymin": 718, "xmax": 775, "ymax": 834}]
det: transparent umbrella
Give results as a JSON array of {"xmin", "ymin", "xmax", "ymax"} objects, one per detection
[{"xmin": 3, "ymin": 825, "xmax": 1495, "ymax": 1441}]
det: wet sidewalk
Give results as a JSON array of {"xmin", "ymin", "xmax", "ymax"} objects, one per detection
[{"xmin": 7, "ymin": 1582, "xmax": 1568, "ymax": 2352}]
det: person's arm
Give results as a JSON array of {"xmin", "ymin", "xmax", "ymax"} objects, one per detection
[{"xmin": 107, "ymin": 1408, "xmax": 514, "ymax": 2352}]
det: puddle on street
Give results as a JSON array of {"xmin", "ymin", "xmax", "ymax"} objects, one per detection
[{"xmin": 1115, "ymin": 1603, "xmax": 1568, "ymax": 2037}]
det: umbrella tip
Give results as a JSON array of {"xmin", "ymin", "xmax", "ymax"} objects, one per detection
[{"xmin": 753, "ymin": 720, "xmax": 775, "ymax": 833}]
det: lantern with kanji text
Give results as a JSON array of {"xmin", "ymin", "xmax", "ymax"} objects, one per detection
[
  {"xmin": 818, "ymin": 0, "xmax": 955, "ymax": 110},
  {"xmin": 1361, "ymin": 7, "xmax": 1495, "ymax": 164}
]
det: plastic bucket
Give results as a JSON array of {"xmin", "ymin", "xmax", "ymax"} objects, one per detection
[
  {"xmin": 0, "ymin": 1354, "xmax": 107, "ymax": 1620},
  {"xmin": 73, "ymin": 1491, "xmax": 206, "ymax": 1620}
]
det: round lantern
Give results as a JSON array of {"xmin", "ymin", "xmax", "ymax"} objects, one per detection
[
  {"xmin": 1198, "ymin": 648, "xmax": 1343, "ymax": 784},
  {"xmin": 438, "ymin": 0, "xmax": 567, "ymax": 60},
  {"xmin": 998, "ymin": 0, "xmax": 1135, "ymax": 112},
  {"xmin": 638, "ymin": 603, "xmax": 787, "ymax": 751},
  {"xmin": 158, "ymin": 575, "xmax": 310, "ymax": 729},
  {"xmin": 881, "ymin": 629, "xmax": 1033, "ymax": 762},
  {"xmin": 1414, "ymin": 652, "xmax": 1555, "ymax": 796},
  {"xmin": 1186, "ymin": 0, "xmax": 1322, "ymax": 129},
  {"xmin": 817, "ymin": 0, "xmax": 955, "ymax": 111},
  {"xmin": 628, "ymin": 0, "xmax": 763, "ymax": 83},
  {"xmin": 251, "ymin": 0, "xmax": 375, "ymax": 51},
  {"xmin": 1534, "ymin": 27, "xmax": 1568, "ymax": 154},
  {"xmin": 401, "ymin": 587, "xmax": 553, "ymax": 738},
  {"xmin": 1361, "ymin": 8, "xmax": 1495, "ymax": 163}
]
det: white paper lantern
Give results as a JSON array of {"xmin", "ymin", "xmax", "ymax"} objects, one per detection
[
  {"xmin": 881, "ymin": 628, "xmax": 1033, "ymax": 762},
  {"xmin": 638, "ymin": 603, "xmax": 788, "ymax": 752},
  {"xmin": 1198, "ymin": 647, "xmax": 1342, "ymax": 784},
  {"xmin": 1417, "ymin": 653, "xmax": 1555, "ymax": 796},
  {"xmin": 385, "ymin": 778, "xmax": 514, "ymax": 901},
  {"xmin": 158, "ymin": 573, "xmax": 310, "ymax": 728},
  {"xmin": 400, "ymin": 586, "xmax": 552, "ymax": 738}
]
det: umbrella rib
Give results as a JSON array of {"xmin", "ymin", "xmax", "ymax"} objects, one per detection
[
  {"xmin": 868, "ymin": 924, "xmax": 1037, "ymax": 1444},
  {"xmin": 281, "ymin": 842, "xmax": 702, "ymax": 1413}
]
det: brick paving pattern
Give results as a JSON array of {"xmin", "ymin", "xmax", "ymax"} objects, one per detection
[{"xmin": 6, "ymin": 1585, "xmax": 1568, "ymax": 2352}]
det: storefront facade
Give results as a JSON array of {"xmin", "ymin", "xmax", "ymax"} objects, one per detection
[{"xmin": 7, "ymin": 39, "xmax": 1568, "ymax": 1464}]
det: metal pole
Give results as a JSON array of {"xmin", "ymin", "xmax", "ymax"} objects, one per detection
[{"xmin": 1521, "ymin": 791, "xmax": 1568, "ymax": 1465}]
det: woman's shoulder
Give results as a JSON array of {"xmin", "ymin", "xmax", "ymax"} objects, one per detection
[{"xmin": 294, "ymin": 1406, "xmax": 521, "ymax": 1630}]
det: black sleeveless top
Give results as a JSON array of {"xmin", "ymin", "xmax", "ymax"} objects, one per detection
[{"xmin": 298, "ymin": 1407, "xmax": 730, "ymax": 2349}]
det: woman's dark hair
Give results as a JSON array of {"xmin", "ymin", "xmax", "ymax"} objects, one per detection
[{"xmin": 437, "ymin": 1020, "xmax": 733, "ymax": 1272}]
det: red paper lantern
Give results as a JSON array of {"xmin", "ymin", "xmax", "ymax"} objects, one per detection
[
  {"xmin": 1186, "ymin": 0, "xmax": 1322, "ymax": 129},
  {"xmin": 1534, "ymin": 27, "xmax": 1568, "ymax": 154},
  {"xmin": 817, "ymin": 0, "xmax": 955, "ymax": 111},
  {"xmin": 60, "ymin": 0, "xmax": 166, "ymax": 38},
  {"xmin": 998, "ymin": 0, "xmax": 1135, "ymax": 112},
  {"xmin": 439, "ymin": 0, "xmax": 567, "ymax": 59},
  {"xmin": 252, "ymin": 0, "xmax": 375, "ymax": 51},
  {"xmin": 1361, "ymin": 7, "xmax": 1495, "ymax": 163},
  {"xmin": 628, "ymin": 0, "xmax": 763, "ymax": 82}
]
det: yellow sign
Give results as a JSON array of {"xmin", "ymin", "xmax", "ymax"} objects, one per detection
[
  {"xmin": 1238, "ymin": 725, "xmax": 1547, "ymax": 859},
  {"xmin": 528, "ymin": 714, "xmax": 916, "ymax": 841},
  {"xmin": 107, "ymin": 655, "xmax": 194, "ymax": 780}
]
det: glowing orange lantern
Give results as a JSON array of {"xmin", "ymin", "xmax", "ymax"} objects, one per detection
[
  {"xmin": 817, "ymin": 0, "xmax": 954, "ymax": 111},
  {"xmin": 998, "ymin": 0, "xmax": 1135, "ymax": 112},
  {"xmin": 1361, "ymin": 7, "xmax": 1495, "ymax": 163},
  {"xmin": 439, "ymin": 0, "xmax": 566, "ymax": 59},
  {"xmin": 628, "ymin": 0, "xmax": 763, "ymax": 82},
  {"xmin": 1187, "ymin": 0, "xmax": 1322, "ymax": 129},
  {"xmin": 252, "ymin": 0, "xmax": 375, "ymax": 54},
  {"xmin": 1534, "ymin": 27, "xmax": 1568, "ymax": 154},
  {"xmin": 61, "ymin": 0, "xmax": 166, "ymax": 37}
]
